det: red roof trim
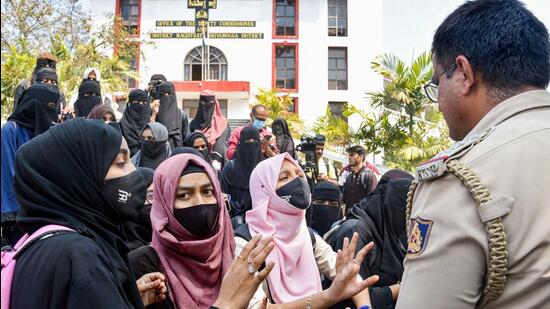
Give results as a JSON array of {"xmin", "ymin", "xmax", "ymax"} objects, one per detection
[{"xmin": 173, "ymin": 81, "xmax": 250, "ymax": 92}]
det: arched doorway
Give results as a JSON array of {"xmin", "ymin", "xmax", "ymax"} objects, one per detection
[{"xmin": 184, "ymin": 45, "xmax": 228, "ymax": 81}]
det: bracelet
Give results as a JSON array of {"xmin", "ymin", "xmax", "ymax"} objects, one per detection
[
  {"xmin": 306, "ymin": 296, "xmax": 312, "ymax": 309},
  {"xmin": 359, "ymin": 306, "xmax": 371, "ymax": 309}
]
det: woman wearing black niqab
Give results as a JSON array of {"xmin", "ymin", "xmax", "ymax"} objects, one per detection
[
  {"xmin": 220, "ymin": 126, "xmax": 262, "ymax": 221},
  {"xmin": 325, "ymin": 170, "xmax": 414, "ymax": 309},
  {"xmin": 154, "ymin": 81, "xmax": 189, "ymax": 149},
  {"xmin": 11, "ymin": 119, "xmax": 146, "ymax": 308},
  {"xmin": 8, "ymin": 83, "xmax": 61, "ymax": 137},
  {"xmin": 74, "ymin": 80, "xmax": 102, "ymax": 117},
  {"xmin": 121, "ymin": 89, "xmax": 152, "ymax": 156}
]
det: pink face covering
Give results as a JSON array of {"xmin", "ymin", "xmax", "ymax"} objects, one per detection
[
  {"xmin": 151, "ymin": 154, "xmax": 236, "ymax": 309},
  {"xmin": 246, "ymin": 153, "xmax": 322, "ymax": 303}
]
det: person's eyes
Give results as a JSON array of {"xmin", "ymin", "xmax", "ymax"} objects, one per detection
[
  {"xmin": 203, "ymin": 188, "xmax": 214, "ymax": 195},
  {"xmin": 177, "ymin": 192, "xmax": 190, "ymax": 200}
]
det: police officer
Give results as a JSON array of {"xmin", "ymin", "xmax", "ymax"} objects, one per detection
[{"xmin": 397, "ymin": 1, "xmax": 550, "ymax": 308}]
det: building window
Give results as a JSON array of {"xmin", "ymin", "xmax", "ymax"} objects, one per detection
[
  {"xmin": 329, "ymin": 101, "xmax": 347, "ymax": 121},
  {"xmin": 119, "ymin": 0, "xmax": 140, "ymax": 36},
  {"xmin": 183, "ymin": 99, "xmax": 228, "ymax": 118},
  {"xmin": 328, "ymin": 47, "xmax": 347, "ymax": 90},
  {"xmin": 274, "ymin": 0, "xmax": 297, "ymax": 37},
  {"xmin": 328, "ymin": 0, "xmax": 347, "ymax": 36},
  {"xmin": 184, "ymin": 45, "xmax": 228, "ymax": 81},
  {"xmin": 274, "ymin": 44, "xmax": 297, "ymax": 91},
  {"xmin": 287, "ymin": 98, "xmax": 298, "ymax": 114}
]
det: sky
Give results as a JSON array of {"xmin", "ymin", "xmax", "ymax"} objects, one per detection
[{"xmin": 383, "ymin": 0, "xmax": 550, "ymax": 63}]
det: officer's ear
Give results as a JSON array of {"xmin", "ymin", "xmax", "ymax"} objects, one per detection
[{"xmin": 455, "ymin": 55, "xmax": 476, "ymax": 97}]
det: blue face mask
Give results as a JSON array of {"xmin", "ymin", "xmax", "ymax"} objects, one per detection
[{"xmin": 252, "ymin": 118, "xmax": 265, "ymax": 130}]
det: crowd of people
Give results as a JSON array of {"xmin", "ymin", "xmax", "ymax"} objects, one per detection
[{"xmin": 1, "ymin": 0, "xmax": 550, "ymax": 308}]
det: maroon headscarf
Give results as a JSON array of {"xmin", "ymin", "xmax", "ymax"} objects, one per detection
[{"xmin": 151, "ymin": 154, "xmax": 236, "ymax": 309}]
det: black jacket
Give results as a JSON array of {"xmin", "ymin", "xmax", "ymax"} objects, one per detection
[
  {"xmin": 129, "ymin": 245, "xmax": 174, "ymax": 309},
  {"xmin": 12, "ymin": 232, "xmax": 139, "ymax": 308}
]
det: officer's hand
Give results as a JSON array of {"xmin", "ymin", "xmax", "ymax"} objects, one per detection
[{"xmin": 327, "ymin": 233, "xmax": 379, "ymax": 305}]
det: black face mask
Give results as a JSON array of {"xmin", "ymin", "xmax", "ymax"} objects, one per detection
[
  {"xmin": 173, "ymin": 203, "xmax": 219, "ymax": 237},
  {"xmin": 129, "ymin": 103, "xmax": 148, "ymax": 114},
  {"xmin": 101, "ymin": 169, "xmax": 147, "ymax": 221},
  {"xmin": 142, "ymin": 140, "xmax": 166, "ymax": 158},
  {"xmin": 311, "ymin": 204, "xmax": 342, "ymax": 236},
  {"xmin": 276, "ymin": 177, "xmax": 311, "ymax": 209},
  {"xmin": 199, "ymin": 149, "xmax": 209, "ymax": 160}
]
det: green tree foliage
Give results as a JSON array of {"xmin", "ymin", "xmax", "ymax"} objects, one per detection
[
  {"xmin": 314, "ymin": 52, "xmax": 451, "ymax": 172},
  {"xmin": 1, "ymin": 8, "xmax": 146, "ymax": 119},
  {"xmin": 254, "ymin": 88, "xmax": 304, "ymax": 137},
  {"xmin": 313, "ymin": 106, "xmax": 357, "ymax": 148}
]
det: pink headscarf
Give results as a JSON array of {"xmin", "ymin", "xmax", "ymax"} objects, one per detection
[
  {"xmin": 246, "ymin": 153, "xmax": 322, "ymax": 303},
  {"xmin": 200, "ymin": 90, "xmax": 228, "ymax": 146},
  {"xmin": 151, "ymin": 154, "xmax": 236, "ymax": 309}
]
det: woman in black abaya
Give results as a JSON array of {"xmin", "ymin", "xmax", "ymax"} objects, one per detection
[
  {"xmin": 121, "ymin": 89, "xmax": 152, "ymax": 156},
  {"xmin": 11, "ymin": 119, "xmax": 152, "ymax": 308}
]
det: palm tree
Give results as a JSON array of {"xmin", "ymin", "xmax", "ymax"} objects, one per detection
[
  {"xmin": 254, "ymin": 88, "xmax": 304, "ymax": 137},
  {"xmin": 359, "ymin": 52, "xmax": 451, "ymax": 171}
]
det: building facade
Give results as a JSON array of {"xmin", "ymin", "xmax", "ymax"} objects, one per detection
[{"xmin": 91, "ymin": 0, "xmax": 384, "ymax": 126}]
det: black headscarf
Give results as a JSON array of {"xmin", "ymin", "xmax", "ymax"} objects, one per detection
[
  {"xmin": 155, "ymin": 81, "xmax": 182, "ymax": 134},
  {"xmin": 311, "ymin": 181, "xmax": 342, "ymax": 236},
  {"xmin": 124, "ymin": 167, "xmax": 154, "ymax": 251},
  {"xmin": 232, "ymin": 126, "xmax": 262, "ymax": 189},
  {"xmin": 13, "ymin": 119, "xmax": 143, "ymax": 307},
  {"xmin": 184, "ymin": 131, "xmax": 210, "ymax": 159},
  {"xmin": 171, "ymin": 147, "xmax": 205, "ymax": 158},
  {"xmin": 150, "ymin": 74, "xmax": 167, "ymax": 83},
  {"xmin": 34, "ymin": 68, "xmax": 58, "ymax": 84},
  {"xmin": 272, "ymin": 118, "xmax": 295, "ymax": 158},
  {"xmin": 121, "ymin": 89, "xmax": 151, "ymax": 155},
  {"xmin": 358, "ymin": 170, "xmax": 413, "ymax": 286},
  {"xmin": 74, "ymin": 80, "xmax": 102, "ymax": 117},
  {"xmin": 190, "ymin": 93, "xmax": 216, "ymax": 131},
  {"xmin": 8, "ymin": 83, "xmax": 60, "ymax": 136}
]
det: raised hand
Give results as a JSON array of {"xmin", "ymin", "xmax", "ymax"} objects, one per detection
[
  {"xmin": 327, "ymin": 233, "xmax": 379, "ymax": 304},
  {"xmin": 213, "ymin": 234, "xmax": 275, "ymax": 309}
]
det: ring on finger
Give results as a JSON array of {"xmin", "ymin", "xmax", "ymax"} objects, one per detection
[
  {"xmin": 247, "ymin": 257, "xmax": 253, "ymax": 264},
  {"xmin": 237, "ymin": 255, "xmax": 245, "ymax": 261},
  {"xmin": 247, "ymin": 264, "xmax": 257, "ymax": 274}
]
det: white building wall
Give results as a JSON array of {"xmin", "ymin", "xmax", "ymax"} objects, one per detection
[{"xmin": 89, "ymin": 0, "xmax": 384, "ymax": 126}]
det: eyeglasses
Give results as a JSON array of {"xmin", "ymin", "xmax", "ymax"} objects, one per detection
[{"xmin": 424, "ymin": 63, "xmax": 456, "ymax": 103}]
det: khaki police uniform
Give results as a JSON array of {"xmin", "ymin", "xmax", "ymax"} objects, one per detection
[{"xmin": 396, "ymin": 90, "xmax": 550, "ymax": 309}]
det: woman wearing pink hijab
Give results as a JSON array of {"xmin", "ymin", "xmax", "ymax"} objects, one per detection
[
  {"xmin": 235, "ymin": 153, "xmax": 378, "ymax": 308},
  {"xmin": 129, "ymin": 153, "xmax": 236, "ymax": 309}
]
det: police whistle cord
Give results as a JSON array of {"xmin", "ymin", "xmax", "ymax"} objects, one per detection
[{"xmin": 406, "ymin": 159, "xmax": 508, "ymax": 306}]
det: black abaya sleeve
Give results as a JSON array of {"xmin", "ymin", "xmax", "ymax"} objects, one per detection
[
  {"xmin": 181, "ymin": 113, "xmax": 189, "ymax": 141},
  {"xmin": 220, "ymin": 160, "xmax": 233, "ymax": 195}
]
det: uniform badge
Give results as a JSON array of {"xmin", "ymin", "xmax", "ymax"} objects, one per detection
[
  {"xmin": 407, "ymin": 218, "xmax": 433, "ymax": 257},
  {"xmin": 415, "ymin": 156, "xmax": 448, "ymax": 181}
]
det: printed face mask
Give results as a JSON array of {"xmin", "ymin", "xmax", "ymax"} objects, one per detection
[
  {"xmin": 101, "ymin": 170, "xmax": 147, "ymax": 221},
  {"xmin": 276, "ymin": 176, "xmax": 311, "ymax": 209}
]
